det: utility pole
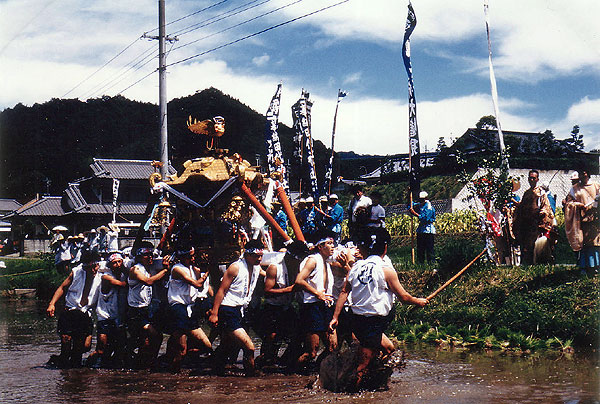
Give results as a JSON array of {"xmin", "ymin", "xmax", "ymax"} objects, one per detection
[
  {"xmin": 158, "ymin": 0, "xmax": 169, "ymax": 180},
  {"xmin": 144, "ymin": 0, "xmax": 177, "ymax": 180}
]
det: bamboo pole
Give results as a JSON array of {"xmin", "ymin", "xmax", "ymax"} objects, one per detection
[
  {"xmin": 426, "ymin": 248, "xmax": 487, "ymax": 301},
  {"xmin": 240, "ymin": 183, "xmax": 291, "ymax": 243},
  {"xmin": 275, "ymin": 183, "xmax": 305, "ymax": 242}
]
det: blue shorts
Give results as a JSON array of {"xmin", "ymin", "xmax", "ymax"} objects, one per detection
[
  {"xmin": 300, "ymin": 301, "xmax": 334, "ymax": 334},
  {"xmin": 350, "ymin": 312, "xmax": 390, "ymax": 349},
  {"xmin": 218, "ymin": 305, "xmax": 244, "ymax": 331},
  {"xmin": 57, "ymin": 309, "xmax": 93, "ymax": 338},
  {"xmin": 169, "ymin": 303, "xmax": 199, "ymax": 332},
  {"xmin": 97, "ymin": 318, "xmax": 121, "ymax": 335},
  {"xmin": 259, "ymin": 303, "xmax": 298, "ymax": 338},
  {"xmin": 127, "ymin": 306, "xmax": 151, "ymax": 333},
  {"xmin": 192, "ymin": 297, "xmax": 213, "ymax": 322}
]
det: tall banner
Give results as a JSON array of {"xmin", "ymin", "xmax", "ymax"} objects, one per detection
[
  {"xmin": 402, "ymin": 2, "xmax": 421, "ymax": 199},
  {"xmin": 264, "ymin": 83, "xmax": 288, "ymax": 190},
  {"xmin": 323, "ymin": 89, "xmax": 346, "ymax": 195},
  {"xmin": 484, "ymin": 0, "xmax": 508, "ymax": 168},
  {"xmin": 112, "ymin": 178, "xmax": 120, "ymax": 224},
  {"xmin": 291, "ymin": 90, "xmax": 318, "ymax": 198}
]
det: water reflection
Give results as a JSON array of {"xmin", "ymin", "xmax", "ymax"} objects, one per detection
[{"xmin": 1, "ymin": 299, "xmax": 598, "ymax": 403}]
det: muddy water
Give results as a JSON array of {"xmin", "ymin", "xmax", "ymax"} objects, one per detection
[{"xmin": 1, "ymin": 299, "xmax": 598, "ymax": 404}]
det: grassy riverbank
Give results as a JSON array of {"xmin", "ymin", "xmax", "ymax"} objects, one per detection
[
  {"xmin": 0, "ymin": 254, "xmax": 61, "ymax": 299},
  {"xmin": 390, "ymin": 259, "xmax": 599, "ymax": 352}
]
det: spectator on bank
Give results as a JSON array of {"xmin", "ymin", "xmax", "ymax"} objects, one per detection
[
  {"xmin": 272, "ymin": 200, "xmax": 289, "ymax": 251},
  {"xmin": 367, "ymin": 191, "xmax": 386, "ymax": 228},
  {"xmin": 347, "ymin": 185, "xmax": 372, "ymax": 241},
  {"xmin": 512, "ymin": 169, "xmax": 554, "ymax": 265},
  {"xmin": 564, "ymin": 168, "xmax": 600, "ymax": 275},
  {"xmin": 409, "ymin": 191, "xmax": 436, "ymax": 264},
  {"xmin": 325, "ymin": 194, "xmax": 344, "ymax": 244}
]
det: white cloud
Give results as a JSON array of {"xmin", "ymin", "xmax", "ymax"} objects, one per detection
[
  {"xmin": 342, "ymin": 72, "xmax": 361, "ymax": 85},
  {"xmin": 251, "ymin": 54, "xmax": 270, "ymax": 67}
]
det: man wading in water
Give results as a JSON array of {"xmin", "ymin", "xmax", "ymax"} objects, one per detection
[
  {"xmin": 329, "ymin": 228, "xmax": 428, "ymax": 391},
  {"xmin": 294, "ymin": 231, "xmax": 337, "ymax": 372},
  {"xmin": 47, "ymin": 249, "xmax": 102, "ymax": 368},
  {"xmin": 209, "ymin": 239, "xmax": 264, "ymax": 376}
]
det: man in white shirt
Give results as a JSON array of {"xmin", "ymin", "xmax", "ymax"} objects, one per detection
[
  {"xmin": 46, "ymin": 249, "xmax": 102, "ymax": 368},
  {"xmin": 329, "ymin": 228, "xmax": 428, "ymax": 391},
  {"xmin": 209, "ymin": 239, "xmax": 264, "ymax": 376},
  {"xmin": 366, "ymin": 191, "xmax": 386, "ymax": 228},
  {"xmin": 347, "ymin": 185, "xmax": 372, "ymax": 241}
]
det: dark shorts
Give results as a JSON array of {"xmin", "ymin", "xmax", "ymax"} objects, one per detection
[
  {"xmin": 300, "ymin": 301, "xmax": 334, "ymax": 334},
  {"xmin": 192, "ymin": 297, "xmax": 213, "ymax": 322},
  {"xmin": 218, "ymin": 305, "xmax": 244, "ymax": 331},
  {"xmin": 259, "ymin": 303, "xmax": 298, "ymax": 338},
  {"xmin": 169, "ymin": 303, "xmax": 200, "ymax": 332},
  {"xmin": 149, "ymin": 299, "xmax": 171, "ymax": 334},
  {"xmin": 57, "ymin": 309, "xmax": 93, "ymax": 338},
  {"xmin": 350, "ymin": 312, "xmax": 390, "ymax": 349},
  {"xmin": 97, "ymin": 318, "xmax": 120, "ymax": 335},
  {"xmin": 127, "ymin": 306, "xmax": 151, "ymax": 334}
]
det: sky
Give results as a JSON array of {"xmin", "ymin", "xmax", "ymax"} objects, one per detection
[{"xmin": 1, "ymin": 0, "xmax": 599, "ymax": 156}]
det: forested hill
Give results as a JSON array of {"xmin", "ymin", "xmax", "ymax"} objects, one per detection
[{"xmin": 0, "ymin": 88, "xmax": 330, "ymax": 201}]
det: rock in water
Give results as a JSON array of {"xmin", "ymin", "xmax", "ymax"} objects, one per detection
[{"xmin": 318, "ymin": 343, "xmax": 404, "ymax": 393}]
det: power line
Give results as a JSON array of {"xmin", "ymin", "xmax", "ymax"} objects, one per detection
[
  {"xmin": 173, "ymin": 0, "xmax": 305, "ymax": 53},
  {"xmin": 169, "ymin": 0, "xmax": 349, "ymax": 67},
  {"xmin": 62, "ymin": 36, "xmax": 145, "ymax": 98},
  {"xmin": 172, "ymin": 0, "xmax": 270, "ymax": 37},
  {"xmin": 116, "ymin": 0, "xmax": 350, "ymax": 96},
  {"xmin": 144, "ymin": 0, "xmax": 230, "ymax": 36},
  {"xmin": 63, "ymin": 1, "xmax": 232, "ymax": 100},
  {"xmin": 81, "ymin": 44, "xmax": 157, "ymax": 100}
]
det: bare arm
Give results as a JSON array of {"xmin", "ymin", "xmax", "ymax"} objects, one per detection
[
  {"xmin": 209, "ymin": 263, "xmax": 239, "ymax": 326},
  {"xmin": 172, "ymin": 265, "xmax": 207, "ymax": 289},
  {"xmin": 383, "ymin": 266, "xmax": 428, "ymax": 307},
  {"xmin": 328, "ymin": 279, "xmax": 351, "ymax": 333},
  {"xmin": 264, "ymin": 264, "xmax": 294, "ymax": 296},
  {"xmin": 47, "ymin": 272, "xmax": 74, "ymax": 317},
  {"xmin": 130, "ymin": 265, "xmax": 168, "ymax": 286},
  {"xmin": 294, "ymin": 257, "xmax": 331, "ymax": 303}
]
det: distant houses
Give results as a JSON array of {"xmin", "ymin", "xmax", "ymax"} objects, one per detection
[{"xmin": 3, "ymin": 159, "xmax": 175, "ymax": 255}]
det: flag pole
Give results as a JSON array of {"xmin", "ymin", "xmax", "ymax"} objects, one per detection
[
  {"xmin": 402, "ymin": 1, "xmax": 420, "ymax": 265},
  {"xmin": 484, "ymin": 0, "xmax": 509, "ymax": 169},
  {"xmin": 325, "ymin": 90, "xmax": 346, "ymax": 195}
]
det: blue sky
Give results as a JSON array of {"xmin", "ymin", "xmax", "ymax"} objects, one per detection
[{"xmin": 1, "ymin": 0, "xmax": 599, "ymax": 155}]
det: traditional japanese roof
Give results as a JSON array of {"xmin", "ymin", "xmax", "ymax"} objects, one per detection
[
  {"xmin": 0, "ymin": 199, "xmax": 22, "ymax": 213},
  {"xmin": 90, "ymin": 158, "xmax": 176, "ymax": 180},
  {"xmin": 64, "ymin": 183, "xmax": 88, "ymax": 212},
  {"xmin": 10, "ymin": 196, "xmax": 65, "ymax": 217}
]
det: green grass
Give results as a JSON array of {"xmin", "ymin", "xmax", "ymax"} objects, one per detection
[
  {"xmin": 388, "ymin": 249, "xmax": 599, "ymax": 350},
  {"xmin": 0, "ymin": 254, "xmax": 63, "ymax": 299}
]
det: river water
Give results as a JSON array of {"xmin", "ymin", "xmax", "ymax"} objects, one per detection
[{"xmin": 1, "ymin": 299, "xmax": 598, "ymax": 403}]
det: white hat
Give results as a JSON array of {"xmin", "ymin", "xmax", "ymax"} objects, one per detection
[
  {"xmin": 329, "ymin": 194, "xmax": 338, "ymax": 199},
  {"xmin": 305, "ymin": 196, "xmax": 314, "ymax": 203},
  {"xmin": 570, "ymin": 172, "xmax": 579, "ymax": 180},
  {"xmin": 419, "ymin": 191, "xmax": 428, "ymax": 199},
  {"xmin": 319, "ymin": 196, "xmax": 328, "ymax": 202}
]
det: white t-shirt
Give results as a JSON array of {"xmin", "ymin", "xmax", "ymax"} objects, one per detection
[
  {"xmin": 367, "ymin": 204, "xmax": 386, "ymax": 228},
  {"xmin": 347, "ymin": 255, "xmax": 394, "ymax": 317}
]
